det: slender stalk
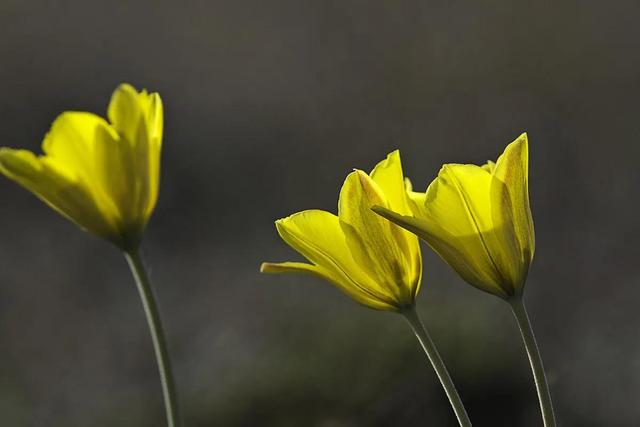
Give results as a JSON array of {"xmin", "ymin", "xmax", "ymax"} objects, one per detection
[
  {"xmin": 402, "ymin": 306, "xmax": 472, "ymax": 427},
  {"xmin": 509, "ymin": 297, "xmax": 556, "ymax": 427},
  {"xmin": 125, "ymin": 249, "xmax": 180, "ymax": 427}
]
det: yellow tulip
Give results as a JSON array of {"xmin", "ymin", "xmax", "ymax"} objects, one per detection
[
  {"xmin": 373, "ymin": 133, "xmax": 534, "ymax": 299},
  {"xmin": 261, "ymin": 151, "xmax": 422, "ymax": 311},
  {"xmin": 0, "ymin": 84, "xmax": 163, "ymax": 250}
]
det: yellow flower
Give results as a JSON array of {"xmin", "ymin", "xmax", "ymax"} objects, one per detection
[
  {"xmin": 373, "ymin": 134, "xmax": 534, "ymax": 299},
  {"xmin": 261, "ymin": 151, "xmax": 422, "ymax": 311},
  {"xmin": 0, "ymin": 83, "xmax": 163, "ymax": 250}
]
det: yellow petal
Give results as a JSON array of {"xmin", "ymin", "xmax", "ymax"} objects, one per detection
[
  {"xmin": 273, "ymin": 209, "xmax": 398, "ymax": 308},
  {"xmin": 92, "ymin": 123, "xmax": 141, "ymax": 231},
  {"xmin": 492, "ymin": 133, "xmax": 535, "ymax": 264},
  {"xmin": 108, "ymin": 84, "xmax": 163, "ymax": 146},
  {"xmin": 42, "ymin": 112, "xmax": 108, "ymax": 181},
  {"xmin": 43, "ymin": 111, "xmax": 122, "ymax": 223},
  {"xmin": 108, "ymin": 84, "xmax": 146, "ymax": 145},
  {"xmin": 338, "ymin": 171, "xmax": 421, "ymax": 304},
  {"xmin": 107, "ymin": 84, "xmax": 163, "ymax": 225},
  {"xmin": 434, "ymin": 164, "xmax": 494, "ymax": 233},
  {"xmin": 146, "ymin": 92, "xmax": 164, "ymax": 148},
  {"xmin": 0, "ymin": 148, "xmax": 120, "ymax": 243},
  {"xmin": 370, "ymin": 150, "xmax": 411, "ymax": 215},
  {"xmin": 427, "ymin": 164, "xmax": 528, "ymax": 295},
  {"xmin": 260, "ymin": 261, "xmax": 395, "ymax": 310},
  {"xmin": 143, "ymin": 92, "xmax": 163, "ymax": 221}
]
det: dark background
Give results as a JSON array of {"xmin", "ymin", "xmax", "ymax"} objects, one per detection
[{"xmin": 1, "ymin": 1, "xmax": 638, "ymax": 426}]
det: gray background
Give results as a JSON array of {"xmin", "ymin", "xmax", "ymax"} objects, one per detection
[{"xmin": 1, "ymin": 1, "xmax": 638, "ymax": 426}]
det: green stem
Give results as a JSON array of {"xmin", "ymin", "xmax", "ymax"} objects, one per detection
[
  {"xmin": 125, "ymin": 249, "xmax": 180, "ymax": 427},
  {"xmin": 402, "ymin": 306, "xmax": 472, "ymax": 427},
  {"xmin": 509, "ymin": 297, "xmax": 556, "ymax": 427}
]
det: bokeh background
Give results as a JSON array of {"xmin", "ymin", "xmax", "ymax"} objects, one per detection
[{"xmin": 1, "ymin": 1, "xmax": 638, "ymax": 426}]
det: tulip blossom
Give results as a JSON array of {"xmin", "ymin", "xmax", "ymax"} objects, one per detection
[
  {"xmin": 374, "ymin": 134, "xmax": 533, "ymax": 299},
  {"xmin": 0, "ymin": 83, "xmax": 163, "ymax": 250},
  {"xmin": 262, "ymin": 150, "xmax": 422, "ymax": 310}
]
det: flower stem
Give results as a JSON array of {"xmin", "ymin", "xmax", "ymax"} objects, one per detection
[
  {"xmin": 402, "ymin": 306, "xmax": 472, "ymax": 427},
  {"xmin": 509, "ymin": 297, "xmax": 556, "ymax": 427},
  {"xmin": 125, "ymin": 249, "xmax": 180, "ymax": 427}
]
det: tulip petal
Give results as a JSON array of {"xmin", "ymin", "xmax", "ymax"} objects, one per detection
[
  {"xmin": 42, "ymin": 112, "xmax": 108, "ymax": 181},
  {"xmin": 108, "ymin": 85, "xmax": 163, "ymax": 224},
  {"xmin": 339, "ymin": 171, "xmax": 420, "ymax": 303},
  {"xmin": 493, "ymin": 133, "xmax": 535, "ymax": 263},
  {"xmin": 260, "ymin": 261, "xmax": 395, "ymax": 310},
  {"xmin": 42, "ymin": 112, "xmax": 123, "ymax": 223},
  {"xmin": 430, "ymin": 165, "xmax": 530, "ymax": 295},
  {"xmin": 93, "ymin": 125, "xmax": 140, "ymax": 229},
  {"xmin": 274, "ymin": 209, "xmax": 397, "ymax": 307},
  {"xmin": 108, "ymin": 84, "xmax": 146, "ymax": 145},
  {"xmin": 0, "ymin": 149, "xmax": 118, "ymax": 242},
  {"xmin": 143, "ymin": 93, "xmax": 163, "ymax": 219},
  {"xmin": 370, "ymin": 150, "xmax": 411, "ymax": 216},
  {"xmin": 146, "ymin": 93, "xmax": 164, "ymax": 148}
]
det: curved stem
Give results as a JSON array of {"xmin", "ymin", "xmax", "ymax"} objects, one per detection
[
  {"xmin": 402, "ymin": 306, "xmax": 472, "ymax": 427},
  {"xmin": 125, "ymin": 249, "xmax": 180, "ymax": 427},
  {"xmin": 509, "ymin": 297, "xmax": 556, "ymax": 427}
]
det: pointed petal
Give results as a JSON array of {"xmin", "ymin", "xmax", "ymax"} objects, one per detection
[
  {"xmin": 107, "ymin": 84, "xmax": 146, "ymax": 145},
  {"xmin": 338, "ymin": 171, "xmax": 421, "ymax": 303},
  {"xmin": 103, "ymin": 85, "xmax": 163, "ymax": 235},
  {"xmin": 261, "ymin": 261, "xmax": 319, "ymax": 275},
  {"xmin": 492, "ymin": 133, "xmax": 535, "ymax": 264},
  {"xmin": 107, "ymin": 84, "xmax": 162, "ymax": 224},
  {"xmin": 260, "ymin": 261, "xmax": 395, "ymax": 310},
  {"xmin": 42, "ymin": 112, "xmax": 109, "ymax": 181},
  {"xmin": 108, "ymin": 84, "xmax": 162, "ymax": 145},
  {"xmin": 429, "ymin": 165, "xmax": 529, "ymax": 295},
  {"xmin": 143, "ymin": 92, "xmax": 163, "ymax": 220},
  {"xmin": 370, "ymin": 150, "xmax": 411, "ymax": 215},
  {"xmin": 0, "ymin": 148, "xmax": 120, "ymax": 243},
  {"xmin": 42, "ymin": 112, "xmax": 126, "ymax": 230},
  {"xmin": 274, "ymin": 209, "xmax": 397, "ymax": 307},
  {"xmin": 93, "ymin": 124, "xmax": 140, "ymax": 228},
  {"xmin": 146, "ymin": 92, "xmax": 163, "ymax": 148}
]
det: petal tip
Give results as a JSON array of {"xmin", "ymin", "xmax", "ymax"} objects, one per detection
[
  {"xmin": 115, "ymin": 82, "xmax": 139, "ymax": 95},
  {"xmin": 259, "ymin": 262, "xmax": 272, "ymax": 273},
  {"xmin": 387, "ymin": 149, "xmax": 400, "ymax": 159},
  {"xmin": 513, "ymin": 132, "xmax": 529, "ymax": 149},
  {"xmin": 274, "ymin": 217, "xmax": 288, "ymax": 231}
]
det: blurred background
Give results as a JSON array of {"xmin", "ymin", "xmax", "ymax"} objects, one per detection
[{"xmin": 0, "ymin": 1, "xmax": 638, "ymax": 425}]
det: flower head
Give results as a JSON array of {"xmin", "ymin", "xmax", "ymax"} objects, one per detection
[
  {"xmin": 261, "ymin": 151, "xmax": 422, "ymax": 311},
  {"xmin": 373, "ymin": 134, "xmax": 534, "ymax": 299},
  {"xmin": 0, "ymin": 83, "xmax": 163, "ymax": 250}
]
